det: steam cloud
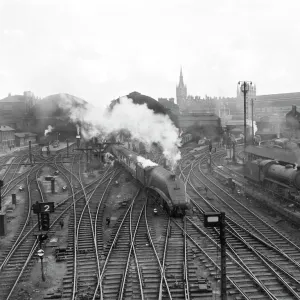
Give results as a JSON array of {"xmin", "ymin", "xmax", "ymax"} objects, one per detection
[
  {"xmin": 63, "ymin": 95, "xmax": 182, "ymax": 169},
  {"xmin": 76, "ymin": 124, "xmax": 80, "ymax": 136},
  {"xmin": 44, "ymin": 125, "xmax": 54, "ymax": 136},
  {"xmin": 246, "ymin": 119, "xmax": 258, "ymax": 136},
  {"xmin": 253, "ymin": 121, "xmax": 258, "ymax": 135},
  {"xmin": 137, "ymin": 156, "xmax": 158, "ymax": 168}
]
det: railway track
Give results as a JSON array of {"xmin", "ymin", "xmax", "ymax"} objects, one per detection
[
  {"xmin": 60, "ymin": 164, "xmax": 117, "ymax": 299},
  {"xmin": 179, "ymin": 145, "xmax": 300, "ymax": 299},
  {"xmin": 0, "ymin": 165, "xmax": 46, "ymax": 298},
  {"xmin": 211, "ymin": 151, "xmax": 300, "ymax": 212},
  {"xmin": 0, "ymin": 146, "xmax": 99, "ymax": 299}
]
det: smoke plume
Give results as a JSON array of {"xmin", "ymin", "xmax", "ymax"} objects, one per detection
[
  {"xmin": 44, "ymin": 125, "xmax": 54, "ymax": 136},
  {"xmin": 61, "ymin": 95, "xmax": 182, "ymax": 169}
]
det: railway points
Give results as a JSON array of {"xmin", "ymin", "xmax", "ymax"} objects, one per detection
[
  {"xmin": 1, "ymin": 136, "xmax": 300, "ymax": 300},
  {"xmin": 178, "ymin": 142, "xmax": 300, "ymax": 299}
]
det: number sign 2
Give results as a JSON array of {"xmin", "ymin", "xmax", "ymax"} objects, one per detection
[{"xmin": 40, "ymin": 202, "xmax": 55, "ymax": 213}]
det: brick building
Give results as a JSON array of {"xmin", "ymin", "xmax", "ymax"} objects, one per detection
[
  {"xmin": 0, "ymin": 125, "xmax": 15, "ymax": 149},
  {"xmin": 178, "ymin": 112, "xmax": 221, "ymax": 133},
  {"xmin": 15, "ymin": 132, "xmax": 37, "ymax": 147},
  {"xmin": 0, "ymin": 91, "xmax": 37, "ymax": 130}
]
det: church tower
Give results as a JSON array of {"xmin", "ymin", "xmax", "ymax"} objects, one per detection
[{"xmin": 176, "ymin": 67, "xmax": 187, "ymax": 110}]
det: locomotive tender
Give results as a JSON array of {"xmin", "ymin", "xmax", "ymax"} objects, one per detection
[
  {"xmin": 110, "ymin": 145, "xmax": 189, "ymax": 216},
  {"xmin": 244, "ymin": 159, "xmax": 300, "ymax": 198}
]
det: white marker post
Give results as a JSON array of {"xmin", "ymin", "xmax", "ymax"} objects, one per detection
[{"xmin": 37, "ymin": 249, "xmax": 45, "ymax": 281}]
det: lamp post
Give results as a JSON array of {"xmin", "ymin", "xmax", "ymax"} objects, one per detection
[{"xmin": 238, "ymin": 81, "xmax": 252, "ymax": 152}]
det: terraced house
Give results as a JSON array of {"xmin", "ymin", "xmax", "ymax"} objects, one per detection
[{"xmin": 0, "ymin": 125, "xmax": 15, "ymax": 149}]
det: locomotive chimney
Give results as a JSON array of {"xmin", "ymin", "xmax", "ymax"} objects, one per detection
[{"xmin": 170, "ymin": 173, "xmax": 176, "ymax": 181}]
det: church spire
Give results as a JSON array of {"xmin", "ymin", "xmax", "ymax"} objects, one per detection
[
  {"xmin": 176, "ymin": 66, "xmax": 187, "ymax": 110},
  {"xmin": 179, "ymin": 66, "xmax": 184, "ymax": 86}
]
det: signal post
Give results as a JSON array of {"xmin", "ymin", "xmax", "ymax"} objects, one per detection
[
  {"xmin": 204, "ymin": 212, "xmax": 227, "ymax": 300},
  {"xmin": 32, "ymin": 201, "xmax": 55, "ymax": 280}
]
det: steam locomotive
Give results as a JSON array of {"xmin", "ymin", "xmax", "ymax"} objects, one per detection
[
  {"xmin": 110, "ymin": 145, "xmax": 189, "ymax": 216},
  {"xmin": 244, "ymin": 159, "xmax": 300, "ymax": 199}
]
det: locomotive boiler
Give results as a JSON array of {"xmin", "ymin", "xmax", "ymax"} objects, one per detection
[
  {"xmin": 244, "ymin": 159, "xmax": 300, "ymax": 198},
  {"xmin": 110, "ymin": 145, "xmax": 189, "ymax": 216}
]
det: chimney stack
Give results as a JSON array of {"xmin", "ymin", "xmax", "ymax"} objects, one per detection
[{"xmin": 292, "ymin": 105, "xmax": 297, "ymax": 115}]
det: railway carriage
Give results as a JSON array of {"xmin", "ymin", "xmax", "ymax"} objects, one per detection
[{"xmin": 111, "ymin": 145, "xmax": 189, "ymax": 216}]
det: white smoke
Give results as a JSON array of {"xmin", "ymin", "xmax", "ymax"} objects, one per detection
[
  {"xmin": 44, "ymin": 125, "xmax": 54, "ymax": 136},
  {"xmin": 253, "ymin": 121, "xmax": 258, "ymax": 135},
  {"xmin": 137, "ymin": 155, "xmax": 158, "ymax": 168},
  {"xmin": 246, "ymin": 119, "xmax": 258, "ymax": 136},
  {"xmin": 61, "ymin": 95, "xmax": 181, "ymax": 169}
]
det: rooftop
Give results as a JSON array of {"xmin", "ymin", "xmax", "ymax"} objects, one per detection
[
  {"xmin": 0, "ymin": 125, "xmax": 15, "ymax": 131},
  {"xmin": 245, "ymin": 145, "xmax": 300, "ymax": 164},
  {"xmin": 15, "ymin": 132, "xmax": 37, "ymax": 138},
  {"xmin": 256, "ymin": 92, "xmax": 300, "ymax": 106},
  {"xmin": 0, "ymin": 95, "xmax": 25, "ymax": 103}
]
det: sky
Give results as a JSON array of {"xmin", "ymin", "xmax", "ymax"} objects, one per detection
[{"xmin": 0, "ymin": 0, "xmax": 300, "ymax": 106}]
